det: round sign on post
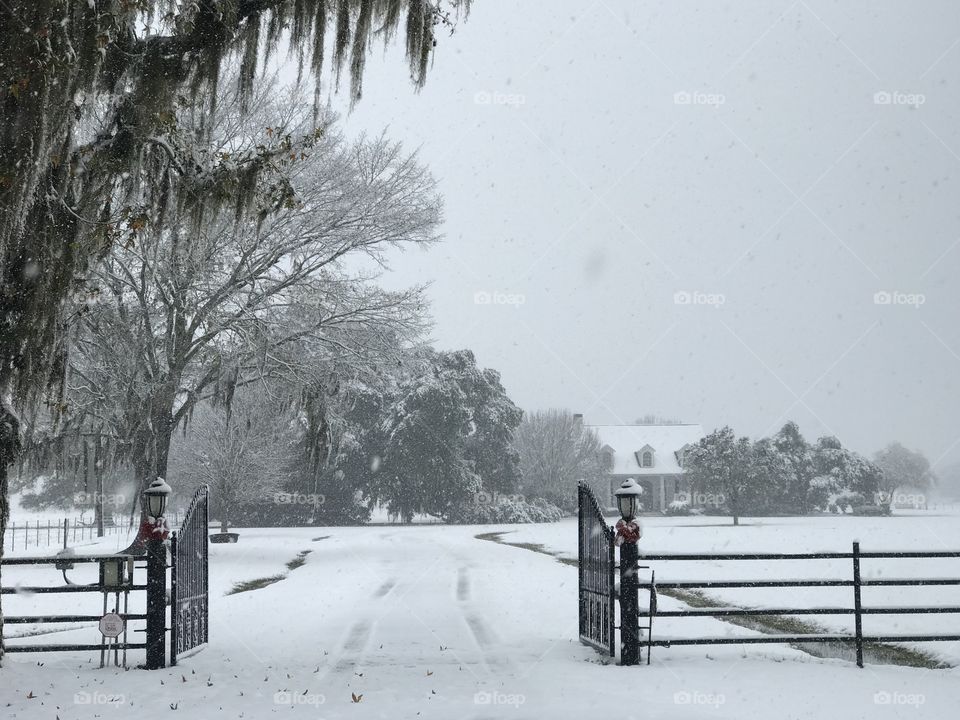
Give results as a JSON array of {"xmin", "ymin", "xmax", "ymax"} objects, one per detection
[{"xmin": 99, "ymin": 613, "xmax": 125, "ymax": 639}]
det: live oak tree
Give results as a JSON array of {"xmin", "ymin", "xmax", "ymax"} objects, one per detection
[
  {"xmin": 364, "ymin": 349, "xmax": 522, "ymax": 523},
  {"xmin": 56, "ymin": 72, "xmax": 440, "ymax": 525},
  {"xmin": 0, "ymin": 0, "xmax": 470, "ymax": 660}
]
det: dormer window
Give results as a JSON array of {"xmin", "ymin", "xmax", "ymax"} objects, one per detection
[
  {"xmin": 635, "ymin": 446, "xmax": 655, "ymax": 468},
  {"xmin": 599, "ymin": 445, "xmax": 615, "ymax": 470}
]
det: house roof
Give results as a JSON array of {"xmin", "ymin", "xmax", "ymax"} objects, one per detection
[{"xmin": 588, "ymin": 423, "xmax": 705, "ymax": 475}]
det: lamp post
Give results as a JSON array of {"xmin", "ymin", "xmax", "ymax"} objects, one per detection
[
  {"xmin": 144, "ymin": 477, "xmax": 171, "ymax": 670},
  {"xmin": 614, "ymin": 479, "xmax": 644, "ymax": 666}
]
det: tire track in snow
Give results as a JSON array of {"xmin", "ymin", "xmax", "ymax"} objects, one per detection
[
  {"xmin": 456, "ymin": 567, "xmax": 471, "ymax": 601},
  {"xmin": 328, "ymin": 576, "xmax": 399, "ymax": 673},
  {"xmin": 374, "ymin": 578, "xmax": 397, "ymax": 598},
  {"xmin": 456, "ymin": 566, "xmax": 512, "ymax": 673}
]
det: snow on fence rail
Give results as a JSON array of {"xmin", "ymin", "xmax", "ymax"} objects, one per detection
[{"xmin": 638, "ymin": 543, "xmax": 960, "ymax": 667}]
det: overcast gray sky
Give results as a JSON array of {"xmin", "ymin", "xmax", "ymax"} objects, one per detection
[{"xmin": 305, "ymin": 0, "xmax": 960, "ymax": 469}]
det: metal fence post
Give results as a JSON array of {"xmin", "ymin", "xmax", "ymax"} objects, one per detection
[
  {"xmin": 852, "ymin": 541, "xmax": 864, "ymax": 668},
  {"xmin": 620, "ymin": 542, "xmax": 640, "ymax": 665},
  {"xmin": 145, "ymin": 536, "xmax": 167, "ymax": 669}
]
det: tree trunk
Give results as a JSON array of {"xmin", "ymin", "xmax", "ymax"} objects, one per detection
[
  {"xmin": 155, "ymin": 415, "xmax": 173, "ymax": 482},
  {"xmin": 0, "ymin": 394, "xmax": 21, "ymax": 665},
  {"xmin": 151, "ymin": 384, "xmax": 177, "ymax": 482},
  {"xmin": 733, "ymin": 515, "xmax": 740, "ymax": 526},
  {"xmin": 0, "ymin": 460, "xmax": 8, "ymax": 664},
  {"xmin": 129, "ymin": 457, "xmax": 152, "ymax": 528},
  {"xmin": 95, "ymin": 468, "xmax": 104, "ymax": 538},
  {"xmin": 221, "ymin": 517, "xmax": 229, "ymax": 533}
]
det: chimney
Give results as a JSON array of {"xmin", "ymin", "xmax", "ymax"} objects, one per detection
[{"xmin": 573, "ymin": 413, "xmax": 584, "ymax": 425}]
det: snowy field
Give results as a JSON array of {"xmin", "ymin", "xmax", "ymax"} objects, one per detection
[{"xmin": 1, "ymin": 513, "xmax": 959, "ymax": 719}]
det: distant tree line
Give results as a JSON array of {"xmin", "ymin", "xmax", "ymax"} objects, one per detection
[{"xmin": 684, "ymin": 422, "xmax": 935, "ymax": 525}]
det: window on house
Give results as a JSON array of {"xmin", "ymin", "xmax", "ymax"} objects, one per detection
[{"xmin": 642, "ymin": 451, "xmax": 653, "ymax": 468}]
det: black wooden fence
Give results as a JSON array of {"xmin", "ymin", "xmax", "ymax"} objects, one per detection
[
  {"xmin": 578, "ymin": 483, "xmax": 615, "ymax": 656},
  {"xmin": 1, "ymin": 492, "xmax": 206, "ymax": 669},
  {"xmin": 171, "ymin": 485, "xmax": 209, "ymax": 665},
  {"xmin": 576, "ymin": 494, "xmax": 960, "ymax": 667},
  {"xmin": 639, "ymin": 543, "xmax": 960, "ymax": 667},
  {"xmin": 1, "ymin": 554, "xmax": 147, "ymax": 664}
]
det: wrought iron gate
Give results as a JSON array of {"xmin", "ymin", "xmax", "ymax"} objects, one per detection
[
  {"xmin": 171, "ymin": 485, "xmax": 209, "ymax": 665},
  {"xmin": 578, "ymin": 483, "xmax": 615, "ymax": 656}
]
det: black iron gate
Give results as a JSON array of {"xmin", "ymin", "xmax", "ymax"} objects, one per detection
[
  {"xmin": 170, "ymin": 485, "xmax": 209, "ymax": 665},
  {"xmin": 578, "ymin": 483, "xmax": 615, "ymax": 656}
]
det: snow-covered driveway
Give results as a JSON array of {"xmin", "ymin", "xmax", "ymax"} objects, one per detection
[{"xmin": 3, "ymin": 523, "xmax": 960, "ymax": 719}]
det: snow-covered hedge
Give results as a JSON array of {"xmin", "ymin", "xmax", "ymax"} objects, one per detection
[{"xmin": 453, "ymin": 496, "xmax": 564, "ymax": 524}]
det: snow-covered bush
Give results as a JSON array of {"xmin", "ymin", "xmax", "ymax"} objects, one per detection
[{"xmin": 665, "ymin": 500, "xmax": 691, "ymax": 516}]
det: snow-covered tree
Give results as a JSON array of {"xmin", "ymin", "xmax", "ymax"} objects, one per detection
[
  {"xmin": 366, "ymin": 349, "xmax": 522, "ymax": 522},
  {"xmin": 456, "ymin": 357, "xmax": 522, "ymax": 496},
  {"xmin": 810, "ymin": 436, "xmax": 882, "ymax": 511},
  {"xmin": 513, "ymin": 409, "xmax": 610, "ymax": 513},
  {"xmin": 747, "ymin": 437, "xmax": 792, "ymax": 514},
  {"xmin": 771, "ymin": 421, "xmax": 816, "ymax": 514},
  {"xmin": 55, "ymin": 73, "xmax": 439, "ymax": 527},
  {"xmin": 685, "ymin": 426, "xmax": 754, "ymax": 526}
]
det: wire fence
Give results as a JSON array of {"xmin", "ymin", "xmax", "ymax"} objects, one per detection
[{"xmin": 5, "ymin": 511, "xmax": 184, "ymax": 552}]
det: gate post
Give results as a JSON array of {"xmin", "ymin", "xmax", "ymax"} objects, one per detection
[
  {"xmin": 145, "ymin": 532, "xmax": 167, "ymax": 669},
  {"xmin": 143, "ymin": 478, "xmax": 172, "ymax": 670},
  {"xmin": 613, "ymin": 478, "xmax": 644, "ymax": 666},
  {"xmin": 852, "ymin": 541, "xmax": 864, "ymax": 668},
  {"xmin": 620, "ymin": 541, "xmax": 641, "ymax": 665}
]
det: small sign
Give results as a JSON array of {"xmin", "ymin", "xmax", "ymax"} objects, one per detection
[{"xmin": 99, "ymin": 613, "xmax": 125, "ymax": 638}]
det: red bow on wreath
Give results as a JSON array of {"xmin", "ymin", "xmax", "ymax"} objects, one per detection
[
  {"xmin": 615, "ymin": 518, "xmax": 641, "ymax": 546},
  {"xmin": 137, "ymin": 515, "xmax": 170, "ymax": 542}
]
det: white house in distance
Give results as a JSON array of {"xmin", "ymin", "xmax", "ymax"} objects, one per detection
[{"xmin": 583, "ymin": 420, "xmax": 705, "ymax": 512}]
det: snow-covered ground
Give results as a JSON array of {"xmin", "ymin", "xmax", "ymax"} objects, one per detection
[{"xmin": 2, "ymin": 514, "xmax": 960, "ymax": 718}]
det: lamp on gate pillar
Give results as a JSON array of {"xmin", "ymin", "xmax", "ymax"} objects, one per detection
[
  {"xmin": 614, "ymin": 479, "xmax": 644, "ymax": 666},
  {"xmin": 145, "ymin": 477, "xmax": 171, "ymax": 519},
  {"xmin": 144, "ymin": 477, "xmax": 171, "ymax": 670},
  {"xmin": 615, "ymin": 478, "xmax": 644, "ymax": 523}
]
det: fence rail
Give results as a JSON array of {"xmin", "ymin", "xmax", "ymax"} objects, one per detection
[{"xmin": 639, "ymin": 542, "xmax": 960, "ymax": 667}]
